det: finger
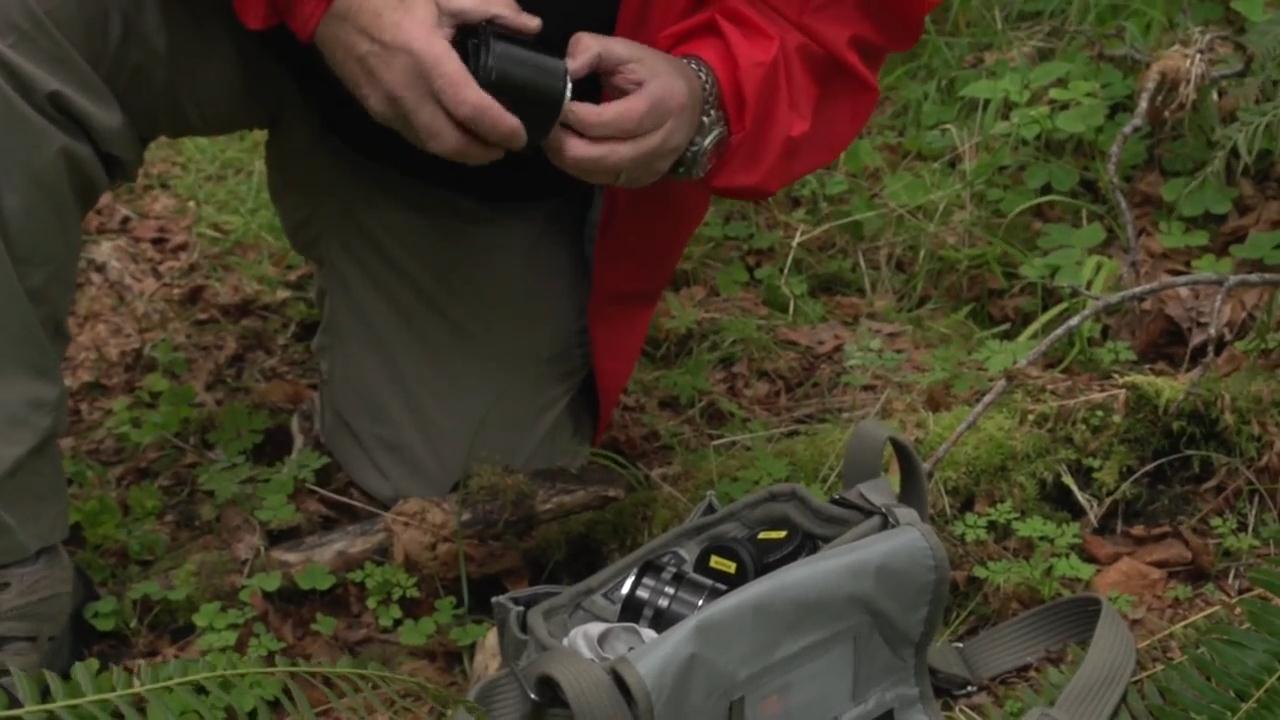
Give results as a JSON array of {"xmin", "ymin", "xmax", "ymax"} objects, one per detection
[
  {"xmin": 400, "ymin": 94, "xmax": 506, "ymax": 165},
  {"xmin": 489, "ymin": 9, "xmax": 542, "ymax": 36},
  {"xmin": 422, "ymin": 44, "xmax": 528, "ymax": 150},
  {"xmin": 564, "ymin": 32, "xmax": 638, "ymax": 80},
  {"xmin": 438, "ymin": 0, "xmax": 542, "ymax": 34},
  {"xmin": 544, "ymin": 128, "xmax": 665, "ymax": 186},
  {"xmin": 562, "ymin": 91, "xmax": 666, "ymax": 140}
]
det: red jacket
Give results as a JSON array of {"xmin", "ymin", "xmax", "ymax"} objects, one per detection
[{"xmin": 234, "ymin": 0, "xmax": 938, "ymax": 441}]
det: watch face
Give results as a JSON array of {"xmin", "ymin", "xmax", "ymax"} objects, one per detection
[{"xmin": 696, "ymin": 127, "xmax": 729, "ymax": 175}]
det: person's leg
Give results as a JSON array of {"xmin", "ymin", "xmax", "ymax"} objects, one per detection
[
  {"xmin": 0, "ymin": 0, "xmax": 292, "ymax": 674},
  {"xmin": 266, "ymin": 118, "xmax": 597, "ymax": 503}
]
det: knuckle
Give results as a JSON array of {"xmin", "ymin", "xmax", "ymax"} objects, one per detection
[{"xmin": 567, "ymin": 32, "xmax": 595, "ymax": 54}]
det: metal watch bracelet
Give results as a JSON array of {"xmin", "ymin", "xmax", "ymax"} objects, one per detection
[{"xmin": 670, "ymin": 56, "xmax": 728, "ymax": 180}]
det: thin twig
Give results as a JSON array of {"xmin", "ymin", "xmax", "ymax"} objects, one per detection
[
  {"xmin": 1107, "ymin": 72, "xmax": 1162, "ymax": 284},
  {"xmin": 925, "ymin": 273, "xmax": 1280, "ymax": 474},
  {"xmin": 306, "ymin": 483, "xmax": 393, "ymax": 519},
  {"xmin": 1096, "ymin": 451, "xmax": 1211, "ymax": 525},
  {"xmin": 779, "ymin": 226, "xmax": 805, "ymax": 320},
  {"xmin": 1037, "ymin": 388, "xmax": 1126, "ymax": 408}
]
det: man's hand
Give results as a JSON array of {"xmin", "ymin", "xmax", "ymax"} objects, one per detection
[
  {"xmin": 545, "ymin": 34, "xmax": 704, "ymax": 188},
  {"xmin": 314, "ymin": 0, "xmax": 541, "ymax": 165}
]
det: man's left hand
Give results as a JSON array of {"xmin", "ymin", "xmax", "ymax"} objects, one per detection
[{"xmin": 545, "ymin": 33, "xmax": 703, "ymax": 188}]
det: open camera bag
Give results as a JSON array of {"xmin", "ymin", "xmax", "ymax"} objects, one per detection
[{"xmin": 456, "ymin": 420, "xmax": 1137, "ymax": 720}]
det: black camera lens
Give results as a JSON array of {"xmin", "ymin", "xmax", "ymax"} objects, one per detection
[
  {"xmin": 692, "ymin": 538, "xmax": 760, "ymax": 589},
  {"xmin": 453, "ymin": 24, "xmax": 570, "ymax": 147},
  {"xmin": 617, "ymin": 559, "xmax": 728, "ymax": 632}
]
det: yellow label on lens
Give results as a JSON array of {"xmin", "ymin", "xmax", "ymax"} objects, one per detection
[
  {"xmin": 708, "ymin": 555, "xmax": 738, "ymax": 574},
  {"xmin": 757, "ymin": 530, "xmax": 789, "ymax": 540}
]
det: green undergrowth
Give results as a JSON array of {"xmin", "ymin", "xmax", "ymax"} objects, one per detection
[
  {"xmin": 594, "ymin": 366, "xmax": 1279, "ymax": 538},
  {"xmin": 55, "ymin": 0, "xmax": 1280, "ymax": 715}
]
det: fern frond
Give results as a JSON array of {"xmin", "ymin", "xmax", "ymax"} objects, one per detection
[
  {"xmin": 1241, "ymin": 13, "xmax": 1280, "ymax": 77},
  {"xmin": 0, "ymin": 656, "xmax": 468, "ymax": 719}
]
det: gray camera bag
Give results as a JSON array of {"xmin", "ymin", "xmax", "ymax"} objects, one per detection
[{"xmin": 457, "ymin": 421, "xmax": 1137, "ymax": 720}]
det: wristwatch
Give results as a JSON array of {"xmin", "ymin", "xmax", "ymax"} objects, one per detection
[{"xmin": 670, "ymin": 56, "xmax": 729, "ymax": 180}]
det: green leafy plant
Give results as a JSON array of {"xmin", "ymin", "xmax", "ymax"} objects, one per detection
[
  {"xmin": 191, "ymin": 601, "xmax": 256, "ymax": 654},
  {"xmin": 348, "ymin": 562, "xmax": 421, "ymax": 630},
  {"xmin": 397, "ymin": 617, "xmax": 438, "ymax": 648},
  {"xmin": 715, "ymin": 449, "xmax": 793, "ymax": 503},
  {"xmin": 951, "ymin": 512, "xmax": 994, "ymax": 544},
  {"xmin": 1230, "ymin": 229, "xmax": 1280, "ymax": 266},
  {"xmin": 207, "ymin": 402, "xmax": 272, "ymax": 458},
  {"xmin": 239, "ymin": 571, "xmax": 284, "ymax": 602},
  {"xmin": 1020, "ymin": 223, "xmax": 1113, "ymax": 287},
  {"xmin": 1209, "ymin": 515, "xmax": 1262, "ymax": 559},
  {"xmin": 105, "ymin": 374, "xmax": 199, "ymax": 449},
  {"xmin": 310, "ymin": 613, "xmax": 338, "ymax": 638},
  {"xmin": 449, "ymin": 622, "xmax": 491, "ymax": 649},
  {"xmin": 83, "ymin": 596, "xmax": 124, "ymax": 633},
  {"xmin": 294, "ymin": 563, "xmax": 338, "ymax": 592},
  {"xmin": 965, "ymin": 504, "xmax": 1096, "ymax": 601}
]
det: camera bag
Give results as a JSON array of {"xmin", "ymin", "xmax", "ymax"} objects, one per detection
[{"xmin": 455, "ymin": 420, "xmax": 1137, "ymax": 720}]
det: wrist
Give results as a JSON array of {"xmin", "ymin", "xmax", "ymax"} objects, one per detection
[{"xmin": 670, "ymin": 56, "xmax": 728, "ymax": 181}]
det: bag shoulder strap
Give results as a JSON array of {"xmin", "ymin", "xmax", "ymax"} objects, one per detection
[
  {"xmin": 463, "ymin": 649, "xmax": 635, "ymax": 720},
  {"xmin": 929, "ymin": 594, "xmax": 1136, "ymax": 720},
  {"xmin": 840, "ymin": 419, "xmax": 930, "ymax": 521}
]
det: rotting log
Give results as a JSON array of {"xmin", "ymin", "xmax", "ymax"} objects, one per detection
[{"xmin": 266, "ymin": 465, "xmax": 629, "ymax": 576}]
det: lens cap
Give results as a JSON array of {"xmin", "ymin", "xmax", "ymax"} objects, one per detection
[
  {"xmin": 693, "ymin": 538, "xmax": 759, "ymax": 589},
  {"xmin": 752, "ymin": 522, "xmax": 813, "ymax": 573}
]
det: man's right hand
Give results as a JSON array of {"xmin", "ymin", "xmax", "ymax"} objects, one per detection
[{"xmin": 314, "ymin": 0, "xmax": 541, "ymax": 165}]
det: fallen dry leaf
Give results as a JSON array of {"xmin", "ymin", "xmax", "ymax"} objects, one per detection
[
  {"xmin": 776, "ymin": 322, "xmax": 855, "ymax": 356},
  {"xmin": 254, "ymin": 379, "xmax": 314, "ymax": 409},
  {"xmin": 1082, "ymin": 534, "xmax": 1138, "ymax": 565},
  {"xmin": 1125, "ymin": 525, "xmax": 1174, "ymax": 541},
  {"xmin": 469, "ymin": 627, "xmax": 505, "ymax": 689},
  {"xmin": 1091, "ymin": 556, "xmax": 1168, "ymax": 599},
  {"xmin": 1178, "ymin": 527, "xmax": 1215, "ymax": 576},
  {"xmin": 1130, "ymin": 538, "xmax": 1193, "ymax": 569}
]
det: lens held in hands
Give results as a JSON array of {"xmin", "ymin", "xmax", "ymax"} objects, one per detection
[{"xmin": 453, "ymin": 24, "xmax": 571, "ymax": 147}]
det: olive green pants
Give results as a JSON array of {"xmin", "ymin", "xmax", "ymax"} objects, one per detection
[{"xmin": 0, "ymin": 0, "xmax": 596, "ymax": 565}]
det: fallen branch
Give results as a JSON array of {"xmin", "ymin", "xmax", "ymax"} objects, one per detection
[
  {"xmin": 1106, "ymin": 32, "xmax": 1243, "ymax": 283},
  {"xmin": 924, "ymin": 273, "xmax": 1280, "ymax": 475},
  {"xmin": 266, "ymin": 465, "xmax": 628, "ymax": 576}
]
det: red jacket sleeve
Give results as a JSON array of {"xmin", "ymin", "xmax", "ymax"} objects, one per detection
[
  {"xmin": 655, "ymin": 0, "xmax": 939, "ymax": 200},
  {"xmin": 233, "ymin": 0, "xmax": 334, "ymax": 42}
]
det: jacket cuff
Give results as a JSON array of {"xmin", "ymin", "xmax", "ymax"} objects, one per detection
[
  {"xmin": 233, "ymin": 0, "xmax": 334, "ymax": 43},
  {"xmin": 280, "ymin": 0, "xmax": 334, "ymax": 43}
]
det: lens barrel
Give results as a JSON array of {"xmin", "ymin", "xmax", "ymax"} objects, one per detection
[
  {"xmin": 618, "ymin": 559, "xmax": 728, "ymax": 632},
  {"xmin": 454, "ymin": 24, "xmax": 570, "ymax": 147}
]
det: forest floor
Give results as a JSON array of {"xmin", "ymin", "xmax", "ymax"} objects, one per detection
[{"xmin": 35, "ymin": 2, "xmax": 1280, "ymax": 718}]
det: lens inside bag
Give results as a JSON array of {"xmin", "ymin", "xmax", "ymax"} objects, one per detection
[{"xmin": 618, "ymin": 560, "xmax": 729, "ymax": 632}]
